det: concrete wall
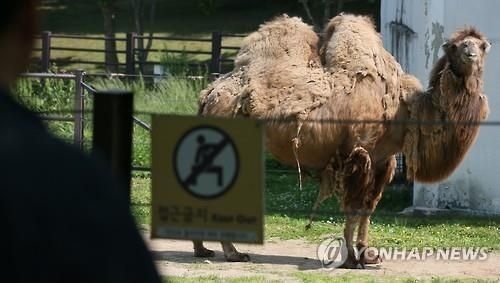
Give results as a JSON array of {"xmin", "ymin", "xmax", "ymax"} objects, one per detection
[{"xmin": 381, "ymin": 0, "xmax": 500, "ymax": 214}]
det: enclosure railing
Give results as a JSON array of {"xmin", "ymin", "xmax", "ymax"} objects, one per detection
[
  {"xmin": 33, "ymin": 31, "xmax": 246, "ymax": 75},
  {"xmin": 18, "ymin": 71, "xmax": 152, "ymax": 161},
  {"xmin": 20, "ymin": 71, "xmax": 85, "ymax": 150}
]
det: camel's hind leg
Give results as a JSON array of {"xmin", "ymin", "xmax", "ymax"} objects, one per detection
[
  {"xmin": 193, "ymin": 240, "xmax": 250, "ymax": 262},
  {"xmin": 306, "ymin": 153, "xmax": 345, "ymax": 230},
  {"xmin": 357, "ymin": 156, "xmax": 397, "ymax": 267},
  {"xmin": 193, "ymin": 240, "xmax": 215, "ymax": 258},
  {"xmin": 306, "ymin": 162, "xmax": 337, "ymax": 230}
]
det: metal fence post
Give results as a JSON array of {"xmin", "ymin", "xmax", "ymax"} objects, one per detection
[
  {"xmin": 126, "ymin": 32, "xmax": 136, "ymax": 75},
  {"xmin": 41, "ymin": 31, "xmax": 51, "ymax": 72},
  {"xmin": 92, "ymin": 91, "xmax": 134, "ymax": 203},
  {"xmin": 73, "ymin": 70, "xmax": 85, "ymax": 150},
  {"xmin": 210, "ymin": 31, "xmax": 222, "ymax": 76}
]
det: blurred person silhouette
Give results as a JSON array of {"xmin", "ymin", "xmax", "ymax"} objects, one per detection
[{"xmin": 0, "ymin": 1, "xmax": 161, "ymax": 282}]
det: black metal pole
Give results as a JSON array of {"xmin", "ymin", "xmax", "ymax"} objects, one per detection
[
  {"xmin": 126, "ymin": 32, "xmax": 136, "ymax": 75},
  {"xmin": 92, "ymin": 90, "xmax": 134, "ymax": 204},
  {"xmin": 73, "ymin": 70, "xmax": 85, "ymax": 150},
  {"xmin": 41, "ymin": 31, "xmax": 51, "ymax": 72},
  {"xmin": 210, "ymin": 31, "xmax": 222, "ymax": 76}
]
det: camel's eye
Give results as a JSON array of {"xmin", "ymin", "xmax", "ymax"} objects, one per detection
[{"xmin": 443, "ymin": 42, "xmax": 457, "ymax": 53}]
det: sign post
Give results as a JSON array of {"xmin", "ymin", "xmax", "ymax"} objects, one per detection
[{"xmin": 151, "ymin": 115, "xmax": 264, "ymax": 244}]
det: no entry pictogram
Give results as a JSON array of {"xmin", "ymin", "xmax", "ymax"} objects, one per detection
[
  {"xmin": 151, "ymin": 115, "xmax": 264, "ymax": 244},
  {"xmin": 173, "ymin": 126, "xmax": 239, "ymax": 199}
]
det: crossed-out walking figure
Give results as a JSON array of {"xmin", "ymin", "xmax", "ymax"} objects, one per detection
[{"xmin": 188, "ymin": 135, "xmax": 223, "ymax": 186}]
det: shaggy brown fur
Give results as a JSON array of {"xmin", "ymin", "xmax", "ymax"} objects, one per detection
[
  {"xmin": 199, "ymin": 15, "xmax": 324, "ymax": 120},
  {"xmin": 235, "ymin": 15, "xmax": 320, "ymax": 67},
  {"xmin": 403, "ymin": 27, "xmax": 490, "ymax": 182},
  {"xmin": 197, "ymin": 14, "xmax": 490, "ymax": 268}
]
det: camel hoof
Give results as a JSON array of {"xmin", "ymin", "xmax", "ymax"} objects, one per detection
[
  {"xmin": 225, "ymin": 252, "xmax": 251, "ymax": 262},
  {"xmin": 359, "ymin": 247, "xmax": 383, "ymax": 265},
  {"xmin": 361, "ymin": 254, "xmax": 383, "ymax": 265},
  {"xmin": 194, "ymin": 247, "xmax": 215, "ymax": 258}
]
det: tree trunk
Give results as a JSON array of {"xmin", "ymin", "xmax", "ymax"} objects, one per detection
[
  {"xmin": 323, "ymin": 0, "xmax": 334, "ymax": 26},
  {"xmin": 300, "ymin": 0, "xmax": 349, "ymax": 32},
  {"xmin": 336, "ymin": 0, "xmax": 345, "ymax": 15},
  {"xmin": 130, "ymin": 0, "xmax": 156, "ymax": 74},
  {"xmin": 131, "ymin": 0, "xmax": 145, "ymax": 73},
  {"xmin": 101, "ymin": 2, "xmax": 119, "ymax": 73},
  {"xmin": 298, "ymin": 0, "xmax": 320, "ymax": 32}
]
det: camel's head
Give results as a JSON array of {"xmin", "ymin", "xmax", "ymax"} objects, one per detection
[{"xmin": 442, "ymin": 27, "xmax": 491, "ymax": 75}]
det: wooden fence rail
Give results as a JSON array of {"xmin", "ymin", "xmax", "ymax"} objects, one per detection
[{"xmin": 33, "ymin": 31, "xmax": 246, "ymax": 76}]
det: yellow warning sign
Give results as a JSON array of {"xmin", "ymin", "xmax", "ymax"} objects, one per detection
[{"xmin": 151, "ymin": 115, "xmax": 264, "ymax": 244}]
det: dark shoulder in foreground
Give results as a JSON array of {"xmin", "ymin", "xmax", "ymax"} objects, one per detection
[{"xmin": 0, "ymin": 90, "xmax": 162, "ymax": 282}]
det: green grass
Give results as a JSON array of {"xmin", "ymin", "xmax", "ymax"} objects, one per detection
[
  {"xmin": 131, "ymin": 175, "xmax": 500, "ymax": 250},
  {"xmin": 265, "ymin": 213, "xmax": 500, "ymax": 249}
]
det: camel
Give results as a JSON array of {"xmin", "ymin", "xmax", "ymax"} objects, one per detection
[{"xmin": 196, "ymin": 14, "xmax": 491, "ymax": 268}]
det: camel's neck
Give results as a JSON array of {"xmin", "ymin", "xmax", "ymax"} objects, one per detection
[
  {"xmin": 403, "ymin": 60, "xmax": 489, "ymax": 183},
  {"xmin": 429, "ymin": 60, "xmax": 484, "ymax": 115}
]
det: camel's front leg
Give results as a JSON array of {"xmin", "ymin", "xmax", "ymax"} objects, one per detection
[
  {"xmin": 356, "ymin": 214, "xmax": 382, "ymax": 266},
  {"xmin": 340, "ymin": 146, "xmax": 373, "ymax": 269},
  {"xmin": 221, "ymin": 241, "xmax": 250, "ymax": 262},
  {"xmin": 341, "ymin": 213, "xmax": 360, "ymax": 268}
]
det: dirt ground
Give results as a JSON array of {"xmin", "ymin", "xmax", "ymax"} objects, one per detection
[{"xmin": 145, "ymin": 237, "xmax": 500, "ymax": 281}]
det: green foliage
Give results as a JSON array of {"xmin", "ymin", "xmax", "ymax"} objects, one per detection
[
  {"xmin": 160, "ymin": 47, "xmax": 208, "ymax": 78},
  {"xmin": 131, "ymin": 177, "xmax": 152, "ymax": 225},
  {"xmin": 12, "ymin": 77, "xmax": 88, "ymax": 144},
  {"xmin": 92, "ymin": 75, "xmax": 206, "ymax": 168},
  {"xmin": 160, "ymin": 49, "xmax": 190, "ymax": 77},
  {"xmin": 13, "ymin": 74, "xmax": 205, "ymax": 165},
  {"xmin": 197, "ymin": 0, "xmax": 217, "ymax": 16},
  {"xmin": 14, "ymin": 77, "xmax": 76, "ymax": 113}
]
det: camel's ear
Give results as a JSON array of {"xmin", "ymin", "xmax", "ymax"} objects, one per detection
[{"xmin": 482, "ymin": 41, "xmax": 491, "ymax": 53}]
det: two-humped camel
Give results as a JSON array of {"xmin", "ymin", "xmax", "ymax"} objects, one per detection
[{"xmin": 197, "ymin": 14, "xmax": 490, "ymax": 268}]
